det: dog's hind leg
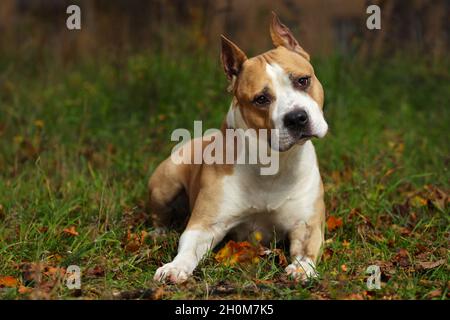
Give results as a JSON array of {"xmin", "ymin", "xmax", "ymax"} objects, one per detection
[{"xmin": 148, "ymin": 158, "xmax": 190, "ymax": 233}]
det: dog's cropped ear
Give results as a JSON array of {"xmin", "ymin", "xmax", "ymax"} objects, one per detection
[
  {"xmin": 270, "ymin": 12, "xmax": 310, "ymax": 61},
  {"xmin": 221, "ymin": 35, "xmax": 247, "ymax": 90}
]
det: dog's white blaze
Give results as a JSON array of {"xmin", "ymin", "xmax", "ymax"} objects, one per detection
[{"xmin": 266, "ymin": 63, "xmax": 328, "ymax": 150}]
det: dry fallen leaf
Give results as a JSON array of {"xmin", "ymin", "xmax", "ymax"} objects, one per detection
[
  {"xmin": 63, "ymin": 226, "xmax": 79, "ymax": 236},
  {"xmin": 410, "ymin": 195, "xmax": 428, "ymax": 208},
  {"xmin": 342, "ymin": 240, "xmax": 351, "ymax": 248},
  {"xmin": 393, "ymin": 248, "xmax": 411, "ymax": 267},
  {"xmin": 424, "ymin": 185, "xmax": 449, "ymax": 212},
  {"xmin": 18, "ymin": 285, "xmax": 33, "ymax": 294},
  {"xmin": 264, "ymin": 248, "xmax": 288, "ymax": 267},
  {"xmin": 427, "ymin": 289, "xmax": 442, "ymax": 298},
  {"xmin": 0, "ymin": 276, "xmax": 18, "ymax": 287},
  {"xmin": 416, "ymin": 259, "xmax": 445, "ymax": 270},
  {"xmin": 327, "ymin": 216, "xmax": 343, "ymax": 232},
  {"xmin": 86, "ymin": 265, "xmax": 105, "ymax": 277},
  {"xmin": 215, "ymin": 240, "xmax": 262, "ymax": 266},
  {"xmin": 124, "ymin": 229, "xmax": 148, "ymax": 252},
  {"xmin": 153, "ymin": 286, "xmax": 165, "ymax": 300},
  {"xmin": 345, "ymin": 293, "xmax": 364, "ymax": 300},
  {"xmin": 322, "ymin": 248, "xmax": 334, "ymax": 262},
  {"xmin": 44, "ymin": 266, "xmax": 66, "ymax": 278}
]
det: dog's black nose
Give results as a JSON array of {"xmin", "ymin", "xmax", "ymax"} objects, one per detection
[{"xmin": 283, "ymin": 110, "xmax": 308, "ymax": 130}]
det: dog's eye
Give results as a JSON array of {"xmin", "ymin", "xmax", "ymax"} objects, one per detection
[
  {"xmin": 295, "ymin": 76, "xmax": 310, "ymax": 90},
  {"xmin": 253, "ymin": 94, "xmax": 270, "ymax": 106}
]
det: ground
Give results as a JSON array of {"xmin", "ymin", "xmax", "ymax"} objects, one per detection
[{"xmin": 0, "ymin": 51, "xmax": 448, "ymax": 299}]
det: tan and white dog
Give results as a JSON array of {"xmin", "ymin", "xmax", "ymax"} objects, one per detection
[{"xmin": 149, "ymin": 13, "xmax": 328, "ymax": 283}]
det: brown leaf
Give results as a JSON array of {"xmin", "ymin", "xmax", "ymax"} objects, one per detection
[
  {"xmin": 63, "ymin": 226, "xmax": 79, "ymax": 236},
  {"xmin": 153, "ymin": 286, "xmax": 165, "ymax": 300},
  {"xmin": 424, "ymin": 185, "xmax": 449, "ymax": 212},
  {"xmin": 345, "ymin": 293, "xmax": 364, "ymax": 300},
  {"xmin": 0, "ymin": 276, "xmax": 18, "ymax": 287},
  {"xmin": 427, "ymin": 289, "xmax": 442, "ymax": 298},
  {"xmin": 123, "ymin": 229, "xmax": 148, "ymax": 252},
  {"xmin": 372, "ymin": 260, "xmax": 395, "ymax": 277},
  {"xmin": 43, "ymin": 266, "xmax": 66, "ymax": 278},
  {"xmin": 417, "ymin": 259, "xmax": 445, "ymax": 270},
  {"xmin": 348, "ymin": 208, "xmax": 372, "ymax": 226},
  {"xmin": 20, "ymin": 262, "xmax": 42, "ymax": 285},
  {"xmin": 322, "ymin": 248, "xmax": 334, "ymax": 262},
  {"xmin": 393, "ymin": 248, "xmax": 411, "ymax": 267},
  {"xmin": 326, "ymin": 216, "xmax": 343, "ymax": 232},
  {"xmin": 86, "ymin": 265, "xmax": 105, "ymax": 277},
  {"xmin": 267, "ymin": 248, "xmax": 288, "ymax": 267},
  {"xmin": 393, "ymin": 202, "xmax": 410, "ymax": 216},
  {"xmin": 392, "ymin": 224, "xmax": 412, "ymax": 236}
]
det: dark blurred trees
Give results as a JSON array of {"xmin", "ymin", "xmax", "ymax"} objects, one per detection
[{"xmin": 0, "ymin": 0, "xmax": 448, "ymax": 61}]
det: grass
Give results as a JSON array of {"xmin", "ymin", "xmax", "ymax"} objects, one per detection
[{"xmin": 0, "ymin": 50, "xmax": 448, "ymax": 299}]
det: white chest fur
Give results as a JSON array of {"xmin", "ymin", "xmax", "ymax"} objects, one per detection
[{"xmin": 218, "ymin": 140, "xmax": 322, "ymax": 238}]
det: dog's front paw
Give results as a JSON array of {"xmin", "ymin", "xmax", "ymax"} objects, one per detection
[
  {"xmin": 154, "ymin": 263, "xmax": 191, "ymax": 283},
  {"xmin": 285, "ymin": 258, "xmax": 318, "ymax": 282}
]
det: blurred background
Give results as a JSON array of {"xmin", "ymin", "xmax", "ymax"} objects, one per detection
[{"xmin": 0, "ymin": 0, "xmax": 448, "ymax": 61}]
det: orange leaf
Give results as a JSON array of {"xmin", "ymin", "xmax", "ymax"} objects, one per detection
[
  {"xmin": 327, "ymin": 216, "xmax": 343, "ymax": 231},
  {"xmin": 342, "ymin": 240, "xmax": 351, "ymax": 248},
  {"xmin": 346, "ymin": 293, "xmax": 364, "ymax": 300},
  {"xmin": 215, "ymin": 240, "xmax": 260, "ymax": 266},
  {"xmin": 18, "ymin": 285, "xmax": 33, "ymax": 294},
  {"xmin": 411, "ymin": 195, "xmax": 427, "ymax": 208},
  {"xmin": 63, "ymin": 226, "xmax": 79, "ymax": 236},
  {"xmin": 0, "ymin": 276, "xmax": 18, "ymax": 287}
]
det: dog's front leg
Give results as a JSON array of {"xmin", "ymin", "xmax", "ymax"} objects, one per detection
[
  {"xmin": 285, "ymin": 218, "xmax": 324, "ymax": 282},
  {"xmin": 153, "ymin": 226, "xmax": 224, "ymax": 283},
  {"xmin": 154, "ymin": 205, "xmax": 235, "ymax": 283}
]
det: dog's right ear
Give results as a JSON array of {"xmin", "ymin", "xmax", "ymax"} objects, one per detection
[
  {"xmin": 221, "ymin": 35, "xmax": 247, "ymax": 90},
  {"xmin": 270, "ymin": 12, "xmax": 310, "ymax": 61}
]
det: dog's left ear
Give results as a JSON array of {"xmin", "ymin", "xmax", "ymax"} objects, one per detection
[{"xmin": 270, "ymin": 12, "xmax": 310, "ymax": 61}]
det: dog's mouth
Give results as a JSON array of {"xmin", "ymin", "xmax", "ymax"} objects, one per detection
[
  {"xmin": 269, "ymin": 132, "xmax": 318, "ymax": 152},
  {"xmin": 298, "ymin": 133, "xmax": 318, "ymax": 140},
  {"xmin": 292, "ymin": 129, "xmax": 318, "ymax": 143}
]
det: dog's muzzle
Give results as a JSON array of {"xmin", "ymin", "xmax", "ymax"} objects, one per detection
[{"xmin": 283, "ymin": 109, "xmax": 316, "ymax": 140}]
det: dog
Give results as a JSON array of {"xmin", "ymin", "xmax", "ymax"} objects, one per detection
[{"xmin": 149, "ymin": 12, "xmax": 328, "ymax": 283}]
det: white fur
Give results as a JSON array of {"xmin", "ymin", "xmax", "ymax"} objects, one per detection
[
  {"xmin": 226, "ymin": 101, "xmax": 248, "ymax": 129},
  {"xmin": 286, "ymin": 256, "xmax": 318, "ymax": 281},
  {"xmin": 154, "ymin": 229, "xmax": 223, "ymax": 282},
  {"xmin": 266, "ymin": 63, "xmax": 328, "ymax": 151},
  {"xmin": 219, "ymin": 140, "xmax": 321, "ymax": 238}
]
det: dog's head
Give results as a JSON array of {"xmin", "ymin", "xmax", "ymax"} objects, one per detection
[{"xmin": 222, "ymin": 12, "xmax": 328, "ymax": 152}]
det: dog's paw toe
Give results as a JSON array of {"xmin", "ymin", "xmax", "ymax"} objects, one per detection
[
  {"xmin": 154, "ymin": 263, "xmax": 191, "ymax": 283},
  {"xmin": 285, "ymin": 260, "xmax": 318, "ymax": 282}
]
